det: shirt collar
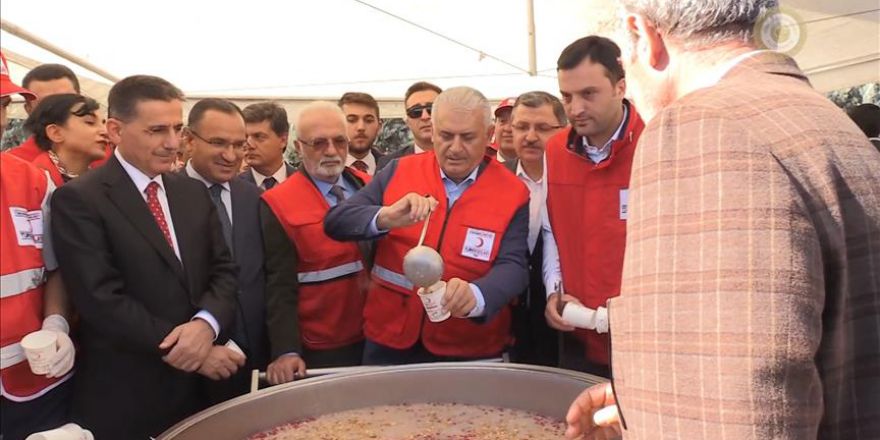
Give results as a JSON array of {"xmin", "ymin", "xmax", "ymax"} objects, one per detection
[
  {"xmin": 515, "ymin": 157, "xmax": 545, "ymax": 184},
  {"xmin": 311, "ymin": 173, "xmax": 343, "ymax": 197},
  {"xmin": 413, "ymin": 143, "xmax": 428, "ymax": 155},
  {"xmin": 185, "ymin": 161, "xmax": 230, "ymax": 191},
  {"xmin": 439, "ymin": 164, "xmax": 479, "ymax": 186},
  {"xmin": 251, "ymin": 162, "xmax": 287, "ymax": 187},
  {"xmin": 345, "ymin": 150, "xmax": 376, "ymax": 170},
  {"xmin": 115, "ymin": 148, "xmax": 165, "ymax": 194},
  {"xmin": 582, "ymin": 102, "xmax": 629, "ymax": 151}
]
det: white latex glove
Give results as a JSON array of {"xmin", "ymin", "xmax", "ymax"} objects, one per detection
[
  {"xmin": 41, "ymin": 314, "xmax": 75, "ymax": 378},
  {"xmin": 25, "ymin": 423, "xmax": 94, "ymax": 440}
]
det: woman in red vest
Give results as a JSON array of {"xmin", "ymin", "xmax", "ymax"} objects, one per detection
[{"xmin": 25, "ymin": 94, "xmax": 108, "ymax": 186}]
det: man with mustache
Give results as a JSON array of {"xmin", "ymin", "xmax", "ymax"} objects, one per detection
[
  {"xmin": 325, "ymin": 86, "xmax": 530, "ymax": 365},
  {"xmin": 240, "ymin": 102, "xmax": 295, "ymax": 191},
  {"xmin": 542, "ymin": 36, "xmax": 645, "ymax": 378},
  {"xmin": 502, "ymin": 91, "xmax": 567, "ymax": 367},
  {"xmin": 376, "ymin": 81, "xmax": 442, "ymax": 171},
  {"xmin": 565, "ymin": 1, "xmax": 880, "ymax": 439},
  {"xmin": 260, "ymin": 101, "xmax": 372, "ymax": 384},
  {"xmin": 181, "ymin": 98, "xmax": 268, "ymax": 403},
  {"xmin": 339, "ymin": 92, "xmax": 385, "ymax": 175},
  {"xmin": 50, "ymin": 76, "xmax": 237, "ymax": 438}
]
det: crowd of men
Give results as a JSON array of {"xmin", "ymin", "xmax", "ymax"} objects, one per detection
[{"xmin": 2, "ymin": 1, "xmax": 879, "ymax": 439}]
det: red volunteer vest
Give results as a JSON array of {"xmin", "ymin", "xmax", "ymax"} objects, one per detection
[
  {"xmin": 368, "ymin": 152, "xmax": 529, "ymax": 357},
  {"xmin": 31, "ymin": 152, "xmax": 65, "ymax": 187},
  {"xmin": 0, "ymin": 154, "xmax": 66, "ymax": 401},
  {"xmin": 545, "ymin": 102, "xmax": 644, "ymax": 365},
  {"xmin": 262, "ymin": 169, "xmax": 370, "ymax": 350},
  {"xmin": 6, "ymin": 136, "xmax": 42, "ymax": 162}
]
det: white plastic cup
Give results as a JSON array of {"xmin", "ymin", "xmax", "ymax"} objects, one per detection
[
  {"xmin": 418, "ymin": 280, "xmax": 451, "ymax": 322},
  {"xmin": 25, "ymin": 423, "xmax": 94, "ymax": 440},
  {"xmin": 20, "ymin": 330, "xmax": 57, "ymax": 375},
  {"xmin": 560, "ymin": 302, "xmax": 608, "ymax": 333}
]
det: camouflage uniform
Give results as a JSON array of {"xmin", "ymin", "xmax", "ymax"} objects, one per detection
[{"xmin": 0, "ymin": 118, "xmax": 28, "ymax": 151}]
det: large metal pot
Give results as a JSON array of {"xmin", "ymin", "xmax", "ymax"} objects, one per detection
[{"xmin": 158, "ymin": 362, "xmax": 603, "ymax": 439}]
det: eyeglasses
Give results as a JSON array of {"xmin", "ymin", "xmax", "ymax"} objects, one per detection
[
  {"xmin": 511, "ymin": 122, "xmax": 566, "ymax": 135},
  {"xmin": 188, "ymin": 129, "xmax": 247, "ymax": 152},
  {"xmin": 405, "ymin": 103, "xmax": 433, "ymax": 119},
  {"xmin": 298, "ymin": 136, "xmax": 348, "ymax": 150}
]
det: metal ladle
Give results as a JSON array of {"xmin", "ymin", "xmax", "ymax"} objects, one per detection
[{"xmin": 402, "ymin": 212, "xmax": 444, "ymax": 288}]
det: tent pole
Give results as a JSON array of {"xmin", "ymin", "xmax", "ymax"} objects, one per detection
[
  {"xmin": 1, "ymin": 18, "xmax": 120, "ymax": 83},
  {"xmin": 527, "ymin": 0, "xmax": 537, "ymax": 76}
]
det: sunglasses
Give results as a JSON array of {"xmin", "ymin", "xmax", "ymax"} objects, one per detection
[{"xmin": 405, "ymin": 103, "xmax": 433, "ymax": 119}]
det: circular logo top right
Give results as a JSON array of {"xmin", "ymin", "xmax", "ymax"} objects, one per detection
[{"xmin": 754, "ymin": 6, "xmax": 806, "ymax": 56}]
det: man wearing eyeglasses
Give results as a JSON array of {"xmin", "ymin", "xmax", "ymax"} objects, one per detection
[
  {"xmin": 49, "ymin": 76, "xmax": 238, "ymax": 439},
  {"xmin": 181, "ymin": 98, "xmax": 269, "ymax": 404},
  {"xmin": 541, "ymin": 36, "xmax": 644, "ymax": 378},
  {"xmin": 502, "ymin": 91, "xmax": 567, "ymax": 367},
  {"xmin": 376, "ymin": 81, "xmax": 442, "ymax": 171},
  {"xmin": 325, "ymin": 87, "xmax": 530, "ymax": 365},
  {"xmin": 260, "ymin": 101, "xmax": 372, "ymax": 385}
]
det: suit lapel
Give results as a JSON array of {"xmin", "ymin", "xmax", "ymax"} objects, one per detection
[
  {"xmin": 229, "ymin": 179, "xmax": 246, "ymax": 256},
  {"xmin": 164, "ymin": 174, "xmax": 195, "ymax": 290},
  {"xmin": 103, "ymin": 157, "xmax": 187, "ymax": 284}
]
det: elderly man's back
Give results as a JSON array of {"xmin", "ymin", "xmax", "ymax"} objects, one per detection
[{"xmin": 611, "ymin": 51, "xmax": 880, "ymax": 439}]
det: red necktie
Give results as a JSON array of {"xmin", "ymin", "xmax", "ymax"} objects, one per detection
[
  {"xmin": 145, "ymin": 181, "xmax": 174, "ymax": 249},
  {"xmin": 352, "ymin": 160, "xmax": 368, "ymax": 173}
]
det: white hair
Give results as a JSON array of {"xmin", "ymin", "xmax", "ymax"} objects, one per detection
[
  {"xmin": 621, "ymin": 0, "xmax": 778, "ymax": 49},
  {"xmin": 431, "ymin": 86, "xmax": 492, "ymax": 129},
  {"xmin": 294, "ymin": 101, "xmax": 346, "ymax": 139}
]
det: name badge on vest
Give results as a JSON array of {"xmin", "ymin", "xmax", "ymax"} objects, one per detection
[
  {"xmin": 9, "ymin": 207, "xmax": 44, "ymax": 248},
  {"xmin": 619, "ymin": 189, "xmax": 629, "ymax": 220},
  {"xmin": 461, "ymin": 228, "xmax": 495, "ymax": 262}
]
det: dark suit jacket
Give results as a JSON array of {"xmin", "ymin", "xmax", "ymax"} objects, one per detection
[
  {"xmin": 227, "ymin": 177, "xmax": 268, "ymax": 367},
  {"xmin": 376, "ymin": 144, "xmax": 414, "ymax": 171},
  {"xmin": 502, "ymin": 159, "xmax": 556, "ymax": 366},
  {"xmin": 261, "ymin": 169, "xmax": 370, "ymax": 360},
  {"xmin": 51, "ymin": 155, "xmax": 237, "ymax": 439},
  {"xmin": 238, "ymin": 162, "xmax": 296, "ymax": 186}
]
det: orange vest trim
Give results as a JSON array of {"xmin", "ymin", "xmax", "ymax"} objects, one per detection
[
  {"xmin": 0, "ymin": 154, "xmax": 67, "ymax": 400},
  {"xmin": 545, "ymin": 102, "xmax": 645, "ymax": 366},
  {"xmin": 262, "ymin": 171, "xmax": 370, "ymax": 350},
  {"xmin": 368, "ymin": 152, "xmax": 529, "ymax": 358}
]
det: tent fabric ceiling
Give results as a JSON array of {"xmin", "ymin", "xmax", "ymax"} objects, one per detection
[{"xmin": 1, "ymin": 0, "xmax": 877, "ymax": 118}]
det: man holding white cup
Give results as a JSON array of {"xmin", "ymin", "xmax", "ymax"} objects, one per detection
[
  {"xmin": 325, "ymin": 86, "xmax": 530, "ymax": 365},
  {"xmin": 1, "ymin": 52, "xmax": 76, "ymax": 440}
]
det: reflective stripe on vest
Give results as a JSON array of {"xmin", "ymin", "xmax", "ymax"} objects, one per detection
[
  {"xmin": 0, "ymin": 343, "xmax": 26, "ymax": 369},
  {"xmin": 0, "ymin": 267, "xmax": 45, "ymax": 299},
  {"xmin": 371, "ymin": 264, "xmax": 413, "ymax": 291},
  {"xmin": 297, "ymin": 260, "xmax": 364, "ymax": 284}
]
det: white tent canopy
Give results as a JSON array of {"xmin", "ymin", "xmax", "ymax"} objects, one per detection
[{"xmin": 1, "ymin": 0, "xmax": 877, "ymax": 119}]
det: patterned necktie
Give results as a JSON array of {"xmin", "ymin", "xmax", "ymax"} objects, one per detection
[
  {"xmin": 328, "ymin": 184, "xmax": 346, "ymax": 205},
  {"xmin": 209, "ymin": 184, "xmax": 234, "ymax": 256},
  {"xmin": 351, "ymin": 160, "xmax": 368, "ymax": 173},
  {"xmin": 262, "ymin": 177, "xmax": 277, "ymax": 190},
  {"xmin": 145, "ymin": 182, "xmax": 174, "ymax": 249}
]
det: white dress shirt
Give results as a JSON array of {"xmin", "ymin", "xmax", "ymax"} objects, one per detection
[
  {"xmin": 251, "ymin": 162, "xmax": 289, "ymax": 188},
  {"xmin": 413, "ymin": 143, "xmax": 428, "ymax": 154},
  {"xmin": 515, "ymin": 158, "xmax": 547, "ymax": 254},
  {"xmin": 345, "ymin": 151, "xmax": 377, "ymax": 175},
  {"xmin": 115, "ymin": 149, "xmax": 181, "ymax": 261},
  {"xmin": 185, "ymin": 162, "xmax": 232, "ymax": 223}
]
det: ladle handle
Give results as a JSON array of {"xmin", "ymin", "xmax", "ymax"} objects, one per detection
[{"xmin": 416, "ymin": 211, "xmax": 431, "ymax": 247}]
